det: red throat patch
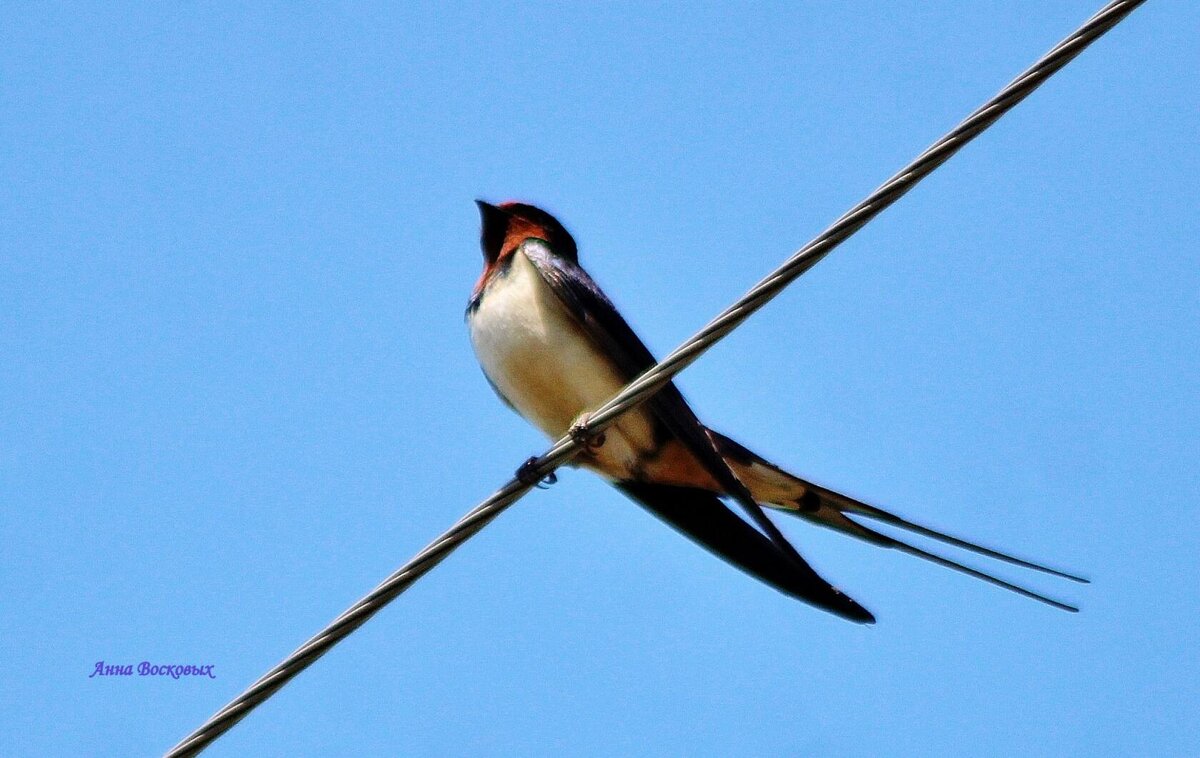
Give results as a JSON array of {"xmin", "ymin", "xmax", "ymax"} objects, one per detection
[
  {"xmin": 498, "ymin": 216, "xmax": 552, "ymax": 259},
  {"xmin": 472, "ymin": 216, "xmax": 551, "ymax": 297}
]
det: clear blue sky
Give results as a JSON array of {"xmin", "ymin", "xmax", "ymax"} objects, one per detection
[{"xmin": 2, "ymin": 2, "xmax": 1196, "ymax": 756}]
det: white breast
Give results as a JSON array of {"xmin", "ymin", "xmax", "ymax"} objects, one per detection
[{"xmin": 467, "ymin": 246, "xmax": 656, "ymax": 479}]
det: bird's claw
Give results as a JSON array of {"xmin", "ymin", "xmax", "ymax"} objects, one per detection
[
  {"xmin": 569, "ymin": 416, "xmax": 606, "ymax": 453},
  {"xmin": 516, "ymin": 457, "xmax": 557, "ymax": 489}
]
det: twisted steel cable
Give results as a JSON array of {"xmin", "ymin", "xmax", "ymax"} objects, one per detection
[{"xmin": 165, "ymin": 2, "xmax": 1146, "ymax": 754}]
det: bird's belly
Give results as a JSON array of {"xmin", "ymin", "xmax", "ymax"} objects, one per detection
[{"xmin": 468, "ymin": 252, "xmax": 656, "ymax": 479}]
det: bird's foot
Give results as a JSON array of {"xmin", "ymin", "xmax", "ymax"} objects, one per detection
[
  {"xmin": 516, "ymin": 457, "xmax": 557, "ymax": 489},
  {"xmin": 568, "ymin": 414, "xmax": 606, "ymax": 453}
]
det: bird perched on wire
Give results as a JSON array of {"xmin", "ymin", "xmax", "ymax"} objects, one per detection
[{"xmin": 466, "ymin": 200, "xmax": 1084, "ymax": 623}]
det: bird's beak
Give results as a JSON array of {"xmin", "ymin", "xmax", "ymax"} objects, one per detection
[{"xmin": 476, "ymin": 199, "xmax": 509, "ymax": 264}]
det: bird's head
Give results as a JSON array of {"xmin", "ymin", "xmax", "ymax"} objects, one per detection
[{"xmin": 476, "ymin": 200, "xmax": 577, "ymax": 266}]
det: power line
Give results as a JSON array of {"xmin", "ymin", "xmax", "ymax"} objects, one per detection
[{"xmin": 165, "ymin": 2, "xmax": 1146, "ymax": 754}]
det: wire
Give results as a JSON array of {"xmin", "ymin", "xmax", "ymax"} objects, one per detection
[{"xmin": 164, "ymin": 2, "xmax": 1145, "ymax": 754}]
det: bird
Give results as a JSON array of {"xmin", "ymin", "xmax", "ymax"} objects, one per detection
[{"xmin": 466, "ymin": 199, "xmax": 1085, "ymax": 623}]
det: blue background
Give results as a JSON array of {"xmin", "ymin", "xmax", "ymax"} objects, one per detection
[{"xmin": 2, "ymin": 2, "xmax": 1195, "ymax": 756}]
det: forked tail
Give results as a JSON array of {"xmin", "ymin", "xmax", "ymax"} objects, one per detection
[{"xmin": 709, "ymin": 429, "xmax": 1087, "ymax": 612}]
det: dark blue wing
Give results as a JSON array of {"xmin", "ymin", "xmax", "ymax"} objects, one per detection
[{"xmin": 522, "ymin": 241, "xmax": 873, "ymax": 622}]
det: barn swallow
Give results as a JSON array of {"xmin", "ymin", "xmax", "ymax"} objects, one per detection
[{"xmin": 466, "ymin": 200, "xmax": 1085, "ymax": 623}]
